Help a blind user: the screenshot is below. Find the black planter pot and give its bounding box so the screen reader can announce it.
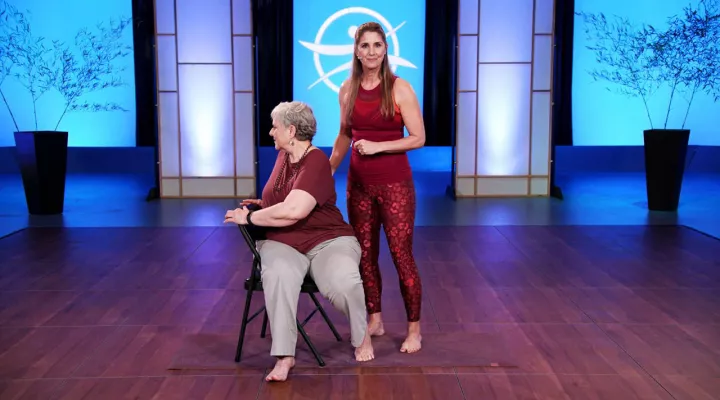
[643,129,690,212]
[13,131,69,215]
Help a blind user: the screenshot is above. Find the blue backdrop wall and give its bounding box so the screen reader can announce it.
[572,0,720,146]
[0,0,136,147]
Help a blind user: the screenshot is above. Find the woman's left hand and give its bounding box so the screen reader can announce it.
[354,139,381,156]
[224,207,250,225]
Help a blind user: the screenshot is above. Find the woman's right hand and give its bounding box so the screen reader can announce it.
[240,198,263,208]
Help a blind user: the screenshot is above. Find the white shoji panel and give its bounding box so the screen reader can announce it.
[531,92,551,175]
[456,92,477,176]
[236,178,255,197]
[459,0,479,34]
[235,93,255,177]
[182,178,235,196]
[156,36,177,91]
[458,36,478,91]
[476,177,528,196]
[532,35,553,91]
[155,0,176,34]
[530,177,549,195]
[476,63,531,176]
[176,0,232,63]
[478,0,534,63]
[456,177,475,196]
[161,178,180,197]
[178,64,234,177]
[159,92,179,176]
[232,0,252,35]
[233,36,253,92]
[534,0,555,34]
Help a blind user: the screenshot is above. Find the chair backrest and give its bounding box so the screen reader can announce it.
[237,224,263,261]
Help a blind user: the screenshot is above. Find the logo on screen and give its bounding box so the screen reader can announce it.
[298,7,417,93]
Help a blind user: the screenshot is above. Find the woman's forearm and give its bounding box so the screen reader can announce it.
[378,135,425,154]
[249,202,300,227]
[330,133,352,173]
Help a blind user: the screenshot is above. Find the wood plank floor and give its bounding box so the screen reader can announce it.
[0,225,719,399]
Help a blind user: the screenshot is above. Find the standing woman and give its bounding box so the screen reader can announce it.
[329,21,425,353]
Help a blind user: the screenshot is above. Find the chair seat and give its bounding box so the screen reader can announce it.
[244,275,320,293]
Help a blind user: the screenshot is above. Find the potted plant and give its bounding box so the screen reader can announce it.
[576,0,719,211]
[0,0,131,215]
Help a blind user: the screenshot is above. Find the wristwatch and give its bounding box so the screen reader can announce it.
[246,210,255,226]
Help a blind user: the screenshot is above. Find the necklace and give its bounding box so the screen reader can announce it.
[273,144,312,191]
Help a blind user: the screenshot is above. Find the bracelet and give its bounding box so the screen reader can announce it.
[246,210,254,226]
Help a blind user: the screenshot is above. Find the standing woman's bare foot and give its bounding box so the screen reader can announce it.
[265,356,295,382]
[400,322,422,353]
[354,330,375,362]
[367,313,385,336]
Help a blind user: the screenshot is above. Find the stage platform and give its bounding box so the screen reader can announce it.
[1,170,719,399]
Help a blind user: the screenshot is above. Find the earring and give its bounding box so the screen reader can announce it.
[290,139,294,146]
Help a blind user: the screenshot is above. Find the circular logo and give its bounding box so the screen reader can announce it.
[299,7,416,93]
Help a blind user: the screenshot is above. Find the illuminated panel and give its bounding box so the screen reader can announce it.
[532,35,553,91]
[534,0,554,34]
[233,0,252,35]
[233,37,253,92]
[159,92,179,177]
[155,0,176,34]
[530,177,549,196]
[235,93,255,177]
[458,0,479,34]
[456,92,477,176]
[476,64,531,176]
[458,36,478,91]
[178,64,235,177]
[182,178,235,196]
[531,92,551,175]
[476,178,528,196]
[161,179,180,197]
[456,177,475,197]
[156,36,177,91]
[237,178,256,197]
[478,0,533,63]
[176,0,232,63]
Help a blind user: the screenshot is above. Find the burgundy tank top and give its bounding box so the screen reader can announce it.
[347,76,412,185]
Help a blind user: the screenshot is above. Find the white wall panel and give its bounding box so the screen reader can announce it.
[456,92,477,176]
[458,36,478,91]
[156,36,177,91]
[233,36,253,92]
[179,64,234,177]
[235,93,255,177]
[532,35,553,91]
[476,64,531,176]
[459,0,479,34]
[531,92,551,175]
[478,0,534,63]
[159,92,179,177]
[176,0,232,63]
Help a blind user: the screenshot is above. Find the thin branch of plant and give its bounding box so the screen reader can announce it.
[0,0,132,132]
[576,0,720,130]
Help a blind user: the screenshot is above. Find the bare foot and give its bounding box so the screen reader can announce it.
[401,322,422,353]
[354,330,375,362]
[367,313,385,336]
[265,356,295,382]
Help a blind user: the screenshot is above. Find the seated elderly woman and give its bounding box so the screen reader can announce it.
[224,101,374,382]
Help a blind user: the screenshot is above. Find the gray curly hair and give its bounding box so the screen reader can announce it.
[270,101,317,142]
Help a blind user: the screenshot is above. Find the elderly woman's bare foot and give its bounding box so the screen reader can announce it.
[400,322,422,353]
[265,357,295,382]
[354,330,375,362]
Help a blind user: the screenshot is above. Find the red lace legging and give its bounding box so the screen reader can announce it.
[346,179,422,322]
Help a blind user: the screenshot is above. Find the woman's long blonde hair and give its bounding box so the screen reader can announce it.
[344,22,396,123]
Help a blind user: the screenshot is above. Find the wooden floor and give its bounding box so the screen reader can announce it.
[1,225,719,399]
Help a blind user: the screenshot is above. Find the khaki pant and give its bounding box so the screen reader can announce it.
[257,235,367,357]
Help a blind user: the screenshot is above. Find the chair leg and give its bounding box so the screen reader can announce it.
[297,319,326,367]
[308,292,342,342]
[234,289,254,362]
[260,310,268,338]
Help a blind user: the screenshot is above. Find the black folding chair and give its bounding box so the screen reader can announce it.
[234,221,343,367]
